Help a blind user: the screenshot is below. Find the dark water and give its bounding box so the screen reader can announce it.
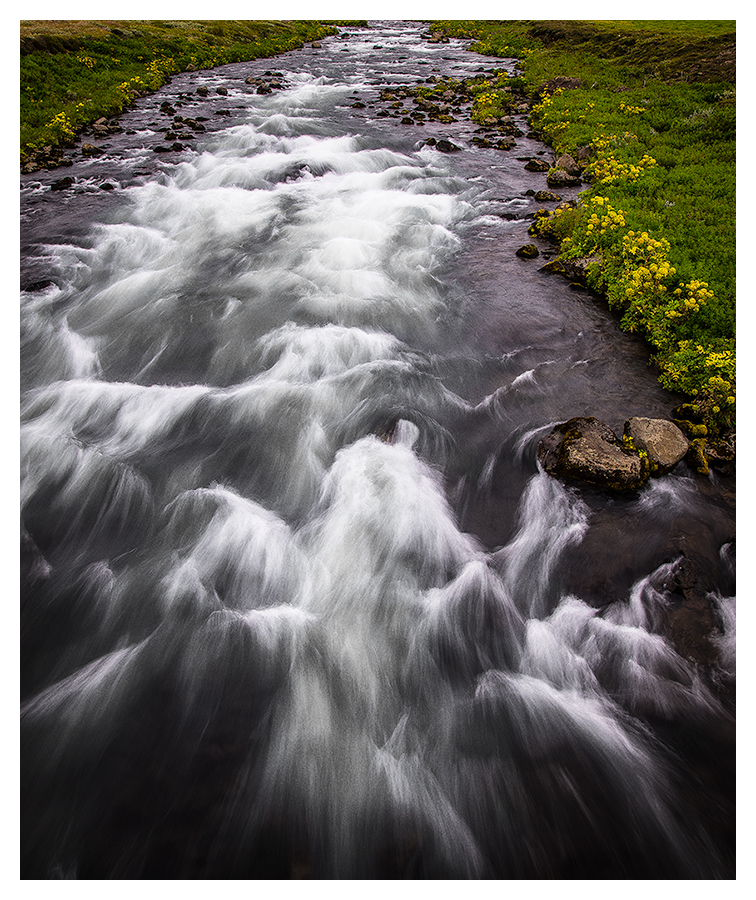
[20,22,735,879]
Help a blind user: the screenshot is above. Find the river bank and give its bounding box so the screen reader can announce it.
[20,19,364,165]
[431,20,735,450]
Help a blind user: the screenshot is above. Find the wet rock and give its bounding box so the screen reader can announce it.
[687,438,710,475]
[534,190,562,202]
[435,139,461,153]
[538,417,647,491]
[197,86,209,96]
[542,254,602,284]
[524,158,550,172]
[703,435,735,475]
[50,176,75,191]
[217,86,228,96]
[81,143,104,157]
[657,556,723,667]
[547,168,582,187]
[516,244,540,259]
[623,417,689,475]
[311,41,322,49]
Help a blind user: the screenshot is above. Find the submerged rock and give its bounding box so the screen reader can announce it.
[537,417,647,491]
[657,556,724,667]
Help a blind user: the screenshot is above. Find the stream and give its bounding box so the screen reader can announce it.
[20,21,735,879]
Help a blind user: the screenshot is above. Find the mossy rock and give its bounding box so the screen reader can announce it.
[537,416,648,492]
[686,438,710,475]
[516,244,540,259]
[623,417,689,476]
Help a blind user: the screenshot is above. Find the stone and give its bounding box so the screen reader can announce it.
[516,244,539,259]
[547,168,582,187]
[537,417,647,491]
[656,556,723,666]
[534,190,562,202]
[623,417,689,475]
[542,254,602,284]
[435,139,461,153]
[81,143,104,157]
[50,176,75,191]
[525,158,550,172]
[686,438,710,475]
[555,152,582,176]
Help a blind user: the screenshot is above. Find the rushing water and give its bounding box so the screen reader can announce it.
[20,23,735,879]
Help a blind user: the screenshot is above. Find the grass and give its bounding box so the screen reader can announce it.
[20,20,365,156]
[433,20,735,439]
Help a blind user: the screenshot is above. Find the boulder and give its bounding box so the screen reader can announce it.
[537,417,647,491]
[623,417,689,475]
[555,152,582,176]
[81,142,104,157]
[542,254,602,284]
[50,176,75,191]
[547,168,582,187]
[435,138,461,153]
[525,158,550,172]
[534,190,562,202]
[516,244,539,259]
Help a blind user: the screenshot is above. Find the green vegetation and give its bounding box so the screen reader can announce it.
[20,20,365,156]
[433,21,735,436]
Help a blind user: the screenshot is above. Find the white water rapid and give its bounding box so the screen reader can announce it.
[20,23,735,879]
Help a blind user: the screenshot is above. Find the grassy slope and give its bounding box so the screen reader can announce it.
[20,20,364,155]
[433,20,735,442]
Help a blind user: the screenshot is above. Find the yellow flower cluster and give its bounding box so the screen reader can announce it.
[145,55,176,90]
[45,111,75,139]
[589,152,656,184]
[584,195,626,239]
[530,86,564,119]
[76,54,96,68]
[116,75,146,105]
[658,339,735,426]
[619,100,645,115]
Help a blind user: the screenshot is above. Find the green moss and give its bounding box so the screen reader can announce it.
[687,438,710,475]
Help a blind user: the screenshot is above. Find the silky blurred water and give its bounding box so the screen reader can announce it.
[20,22,735,879]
